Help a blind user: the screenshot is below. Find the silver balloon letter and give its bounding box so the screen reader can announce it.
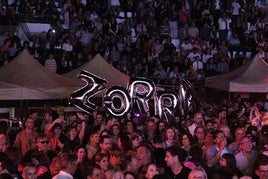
[156,91,178,124]
[69,70,107,115]
[128,77,155,116]
[103,86,131,118]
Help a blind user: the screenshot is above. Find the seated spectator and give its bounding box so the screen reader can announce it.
[153,64,167,84]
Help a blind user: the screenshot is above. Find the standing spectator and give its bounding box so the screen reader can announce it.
[136,143,153,177]
[14,117,38,156]
[187,21,199,40]
[193,126,206,147]
[22,134,56,178]
[168,3,178,39]
[228,127,245,154]
[44,53,57,73]
[21,163,37,179]
[205,130,231,168]
[235,136,258,176]
[74,145,89,179]
[52,153,77,179]
[99,135,112,154]
[93,152,110,172]
[231,0,241,28]
[144,163,159,179]
[58,51,72,74]
[187,112,205,136]
[165,145,191,178]
[188,166,208,179]
[218,153,243,178]
[162,127,178,149]
[218,13,232,42]
[253,155,268,179]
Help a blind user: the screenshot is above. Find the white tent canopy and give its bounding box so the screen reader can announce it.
[64,54,130,96]
[0,50,83,100]
[205,55,268,93]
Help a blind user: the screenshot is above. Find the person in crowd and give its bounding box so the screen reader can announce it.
[188,166,207,179]
[136,143,153,172]
[44,53,57,73]
[21,163,37,179]
[22,134,57,178]
[252,154,268,179]
[235,135,258,176]
[165,145,191,178]
[205,130,231,168]
[109,146,122,169]
[0,133,9,153]
[143,163,159,179]
[162,126,178,149]
[180,133,194,154]
[86,164,105,179]
[73,145,89,178]
[14,117,38,156]
[86,127,100,160]
[99,135,112,154]
[228,127,245,154]
[52,153,77,179]
[184,144,205,170]
[188,112,205,136]
[93,152,110,172]
[63,126,83,152]
[193,126,206,147]
[218,153,243,178]
[117,134,133,153]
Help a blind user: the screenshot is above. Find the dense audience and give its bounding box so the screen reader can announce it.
[0,95,267,179]
[0,0,268,179]
[0,0,267,88]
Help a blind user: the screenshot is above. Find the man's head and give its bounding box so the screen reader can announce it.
[22,164,37,179]
[58,153,77,175]
[193,112,204,126]
[136,143,152,167]
[94,111,104,126]
[165,146,187,167]
[24,117,35,130]
[255,155,268,179]
[86,164,104,179]
[239,136,253,154]
[36,134,50,152]
[99,135,112,153]
[234,127,245,141]
[146,120,156,135]
[213,130,227,148]
[29,111,38,121]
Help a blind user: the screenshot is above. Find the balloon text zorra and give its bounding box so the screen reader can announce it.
[69,70,200,122]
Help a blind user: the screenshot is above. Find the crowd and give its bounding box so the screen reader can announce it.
[0,0,268,179]
[0,0,267,87]
[0,94,268,179]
